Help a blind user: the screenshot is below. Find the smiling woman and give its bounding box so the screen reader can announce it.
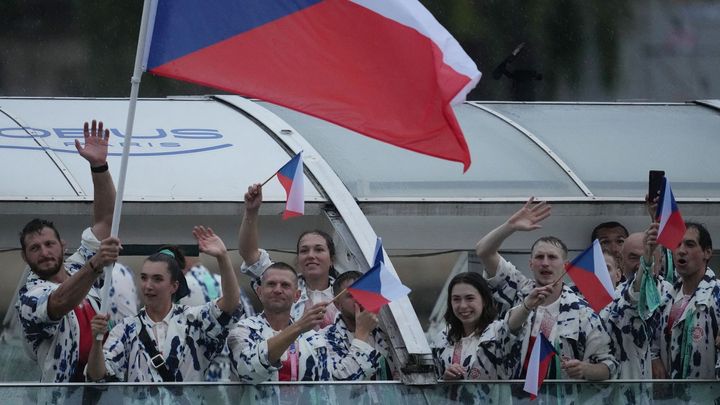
[432,272,519,381]
[239,183,339,329]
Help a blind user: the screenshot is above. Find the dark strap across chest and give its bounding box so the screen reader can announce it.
[137,315,177,382]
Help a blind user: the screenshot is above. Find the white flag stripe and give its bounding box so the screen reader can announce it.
[592,240,616,297]
[350,0,481,104]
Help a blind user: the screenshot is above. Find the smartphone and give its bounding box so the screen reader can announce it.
[648,170,665,201]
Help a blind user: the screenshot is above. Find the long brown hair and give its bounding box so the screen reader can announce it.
[444,272,497,344]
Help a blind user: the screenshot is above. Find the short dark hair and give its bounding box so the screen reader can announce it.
[531,236,568,259]
[685,222,713,252]
[262,262,299,284]
[20,219,61,252]
[444,272,497,345]
[296,230,340,279]
[333,270,363,295]
[591,221,629,242]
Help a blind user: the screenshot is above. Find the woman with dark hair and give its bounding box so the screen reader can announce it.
[86,226,244,382]
[433,272,533,380]
[239,183,338,328]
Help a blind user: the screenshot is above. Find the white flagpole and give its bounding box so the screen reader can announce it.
[97,0,156,339]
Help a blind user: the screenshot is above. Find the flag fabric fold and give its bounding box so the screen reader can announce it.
[523,332,557,400]
[565,239,614,313]
[655,177,686,251]
[347,238,411,313]
[275,151,304,219]
[143,0,480,170]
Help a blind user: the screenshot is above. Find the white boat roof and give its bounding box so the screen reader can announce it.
[1,96,720,252]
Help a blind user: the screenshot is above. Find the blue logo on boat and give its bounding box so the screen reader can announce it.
[0,127,232,156]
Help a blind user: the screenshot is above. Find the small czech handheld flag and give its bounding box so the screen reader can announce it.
[276,152,304,220]
[565,240,615,313]
[655,177,686,251]
[523,332,558,400]
[346,238,411,313]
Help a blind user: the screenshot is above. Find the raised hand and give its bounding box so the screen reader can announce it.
[75,120,110,167]
[193,226,227,258]
[90,313,111,337]
[295,302,328,333]
[523,285,555,310]
[507,197,551,232]
[89,237,122,270]
[645,194,659,220]
[354,303,379,343]
[244,183,263,212]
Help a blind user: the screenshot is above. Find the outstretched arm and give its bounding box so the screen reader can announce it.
[238,184,262,266]
[193,226,240,315]
[76,120,116,240]
[267,303,327,364]
[475,197,551,278]
[508,285,555,333]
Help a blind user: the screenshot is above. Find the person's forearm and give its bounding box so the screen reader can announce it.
[90,169,116,240]
[47,261,100,320]
[475,222,515,277]
[508,303,531,333]
[86,341,107,381]
[238,208,260,264]
[652,358,668,378]
[584,363,610,381]
[266,323,301,364]
[217,253,241,314]
[632,261,646,293]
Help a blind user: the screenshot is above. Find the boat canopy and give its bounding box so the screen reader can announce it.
[1,96,719,383]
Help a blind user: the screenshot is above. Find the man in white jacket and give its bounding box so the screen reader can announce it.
[475,197,616,381]
[228,262,330,382]
[16,120,120,382]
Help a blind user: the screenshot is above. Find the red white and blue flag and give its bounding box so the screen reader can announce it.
[565,239,614,313]
[347,238,411,313]
[142,0,480,170]
[276,152,304,219]
[655,177,686,251]
[523,331,557,400]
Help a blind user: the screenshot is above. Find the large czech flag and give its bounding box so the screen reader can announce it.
[143,0,480,170]
[565,240,614,313]
[655,177,686,251]
[347,238,411,313]
[276,151,304,219]
[523,332,557,400]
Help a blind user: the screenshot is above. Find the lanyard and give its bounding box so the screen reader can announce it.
[451,339,463,365]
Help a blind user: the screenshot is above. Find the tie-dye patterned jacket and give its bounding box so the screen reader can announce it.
[600,266,673,379]
[98,301,243,382]
[16,228,104,382]
[654,268,720,379]
[433,318,522,380]
[227,313,330,382]
[323,313,395,380]
[485,256,618,379]
[179,264,255,382]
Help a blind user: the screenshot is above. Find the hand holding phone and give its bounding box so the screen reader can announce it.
[647,170,665,203]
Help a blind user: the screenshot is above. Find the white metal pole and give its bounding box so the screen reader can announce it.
[97,0,155,337]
